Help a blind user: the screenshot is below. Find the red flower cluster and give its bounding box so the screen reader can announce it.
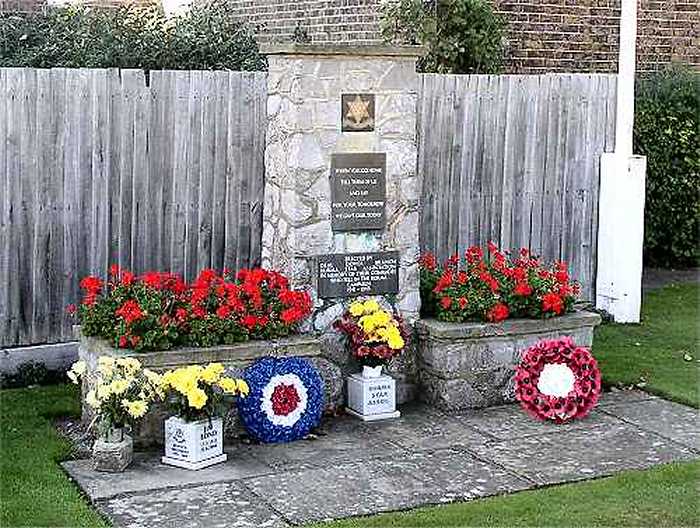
[270,383,301,416]
[419,243,580,323]
[185,267,312,342]
[75,266,312,352]
[515,337,601,423]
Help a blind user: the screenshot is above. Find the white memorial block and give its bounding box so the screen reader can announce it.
[346,374,400,421]
[162,416,227,470]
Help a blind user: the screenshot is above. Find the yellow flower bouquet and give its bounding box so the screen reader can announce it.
[67,356,162,440]
[333,298,411,369]
[160,362,249,422]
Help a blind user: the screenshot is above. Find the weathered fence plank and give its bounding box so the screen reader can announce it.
[418,73,617,301]
[1,68,267,347]
[2,68,614,347]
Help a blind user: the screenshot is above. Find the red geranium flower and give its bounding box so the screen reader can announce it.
[433,271,454,293]
[216,305,231,319]
[542,292,564,314]
[487,303,509,322]
[241,314,257,330]
[440,296,452,309]
[419,252,437,272]
[514,282,533,296]
[115,300,144,324]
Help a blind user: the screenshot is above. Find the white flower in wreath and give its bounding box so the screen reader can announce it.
[537,363,576,398]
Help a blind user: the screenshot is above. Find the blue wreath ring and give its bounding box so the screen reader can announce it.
[237,357,325,443]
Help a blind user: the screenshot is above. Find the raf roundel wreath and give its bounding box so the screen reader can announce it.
[515,336,601,423]
[238,357,325,443]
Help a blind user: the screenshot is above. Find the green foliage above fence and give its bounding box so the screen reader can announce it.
[380,0,505,74]
[634,65,700,267]
[0,1,265,71]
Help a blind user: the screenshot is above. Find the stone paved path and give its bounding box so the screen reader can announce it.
[62,390,699,527]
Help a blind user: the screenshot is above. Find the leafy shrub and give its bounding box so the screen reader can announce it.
[419,243,580,322]
[634,65,700,267]
[75,266,312,352]
[381,0,506,74]
[0,361,54,389]
[0,1,265,71]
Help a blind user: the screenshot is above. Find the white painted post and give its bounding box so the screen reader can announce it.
[595,0,647,323]
[162,0,193,16]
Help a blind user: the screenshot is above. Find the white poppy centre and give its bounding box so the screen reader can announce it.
[537,363,575,397]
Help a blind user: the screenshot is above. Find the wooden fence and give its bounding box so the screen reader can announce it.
[418,74,617,301]
[1,69,616,348]
[0,68,266,347]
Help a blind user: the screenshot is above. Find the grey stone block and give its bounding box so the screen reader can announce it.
[97,482,286,528]
[92,435,133,473]
[416,311,602,411]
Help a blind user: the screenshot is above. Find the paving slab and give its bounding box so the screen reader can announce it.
[63,448,273,500]
[449,405,619,441]
[595,389,658,407]
[244,458,444,524]
[61,393,700,528]
[469,420,698,485]
[600,398,700,451]
[389,448,532,500]
[96,482,286,528]
[363,405,494,450]
[246,416,407,471]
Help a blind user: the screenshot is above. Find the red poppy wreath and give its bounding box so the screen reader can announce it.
[515,336,601,423]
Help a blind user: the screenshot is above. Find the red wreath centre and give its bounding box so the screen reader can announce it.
[271,383,301,416]
[515,336,601,423]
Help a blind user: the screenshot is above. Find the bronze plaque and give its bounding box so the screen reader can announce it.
[341,93,375,132]
[318,251,399,298]
[330,152,386,232]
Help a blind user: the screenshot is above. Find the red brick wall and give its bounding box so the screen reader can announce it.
[0,0,153,11]
[226,0,382,43]
[495,0,700,73]
[3,0,698,73]
[226,0,700,73]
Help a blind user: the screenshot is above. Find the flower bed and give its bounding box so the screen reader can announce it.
[73,266,312,351]
[415,311,601,411]
[419,243,580,322]
[73,265,344,445]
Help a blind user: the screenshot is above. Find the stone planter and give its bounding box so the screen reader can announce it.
[92,429,133,472]
[162,416,226,470]
[75,327,343,446]
[415,311,602,411]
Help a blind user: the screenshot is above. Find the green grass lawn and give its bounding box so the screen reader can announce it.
[1,283,698,527]
[0,383,108,528]
[595,282,699,407]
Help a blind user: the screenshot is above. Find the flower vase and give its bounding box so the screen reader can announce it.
[362,365,383,378]
[92,427,133,473]
[162,416,227,470]
[347,367,400,422]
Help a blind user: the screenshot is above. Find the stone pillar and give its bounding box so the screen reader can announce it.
[262,44,424,324]
[262,44,424,401]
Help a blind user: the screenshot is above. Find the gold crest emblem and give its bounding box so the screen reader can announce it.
[341,93,375,132]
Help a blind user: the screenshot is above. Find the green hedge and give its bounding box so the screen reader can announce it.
[0,1,265,71]
[380,0,505,74]
[635,65,700,268]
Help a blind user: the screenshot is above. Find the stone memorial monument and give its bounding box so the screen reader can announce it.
[261,44,425,402]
